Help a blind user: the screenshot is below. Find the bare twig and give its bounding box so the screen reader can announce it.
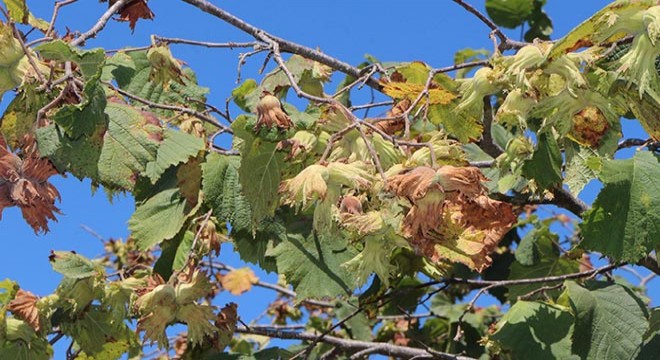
[46,0,79,37]
[617,138,660,152]
[11,23,46,84]
[450,0,526,51]
[236,326,476,360]
[180,0,381,90]
[477,96,503,158]
[71,0,131,46]
[154,35,264,49]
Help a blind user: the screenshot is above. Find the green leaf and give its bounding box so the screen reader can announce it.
[202,153,252,232]
[49,251,98,279]
[172,231,195,272]
[336,298,372,341]
[36,41,105,80]
[564,142,599,197]
[36,122,104,181]
[144,129,204,183]
[507,235,579,301]
[266,228,357,299]
[580,152,660,262]
[564,281,648,360]
[97,101,162,190]
[238,137,287,226]
[522,132,562,189]
[525,7,553,42]
[0,319,52,360]
[2,0,50,31]
[490,301,576,359]
[232,79,259,112]
[61,306,135,357]
[51,79,108,138]
[128,188,192,250]
[427,104,483,142]
[205,347,294,360]
[1,87,50,149]
[485,0,535,29]
[108,50,209,117]
[515,224,556,266]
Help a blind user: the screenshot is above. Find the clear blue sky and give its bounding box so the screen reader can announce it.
[1,0,656,354]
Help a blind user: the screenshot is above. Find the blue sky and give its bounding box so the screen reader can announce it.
[1,0,657,355]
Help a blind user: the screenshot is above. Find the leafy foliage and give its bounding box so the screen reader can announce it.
[0,0,658,359]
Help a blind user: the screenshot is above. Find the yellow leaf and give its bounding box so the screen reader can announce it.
[382,82,456,105]
[221,268,258,295]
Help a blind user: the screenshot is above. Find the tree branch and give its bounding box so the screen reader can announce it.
[71,0,131,46]
[236,326,477,360]
[450,0,526,51]
[180,0,381,90]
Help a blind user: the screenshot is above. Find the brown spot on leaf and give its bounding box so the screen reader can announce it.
[570,106,609,148]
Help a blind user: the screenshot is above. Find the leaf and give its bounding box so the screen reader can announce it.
[427,104,483,142]
[36,41,105,80]
[128,188,192,250]
[563,281,648,360]
[49,251,97,279]
[171,230,195,273]
[0,318,52,360]
[580,152,660,262]
[114,0,154,31]
[220,268,259,295]
[97,101,162,190]
[490,301,576,360]
[144,129,204,183]
[7,290,40,332]
[238,137,287,226]
[51,79,108,138]
[61,306,135,356]
[1,87,51,149]
[0,135,60,233]
[335,298,372,340]
[381,82,456,105]
[522,132,562,189]
[507,235,579,301]
[266,228,358,299]
[485,0,535,29]
[2,0,50,31]
[525,6,553,42]
[108,50,209,118]
[564,142,599,197]
[202,153,252,232]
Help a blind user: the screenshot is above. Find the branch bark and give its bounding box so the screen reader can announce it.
[180,0,380,89]
[236,326,477,360]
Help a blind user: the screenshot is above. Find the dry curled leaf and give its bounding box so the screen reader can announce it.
[0,135,60,233]
[7,289,40,331]
[388,165,515,271]
[113,0,154,32]
[374,98,411,135]
[254,90,293,132]
[220,268,258,295]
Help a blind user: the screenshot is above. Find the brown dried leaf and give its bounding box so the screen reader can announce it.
[215,302,237,349]
[114,0,154,32]
[255,91,293,132]
[388,166,516,271]
[7,289,40,331]
[220,268,258,295]
[0,135,60,233]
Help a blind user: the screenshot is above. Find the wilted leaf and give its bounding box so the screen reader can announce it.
[7,290,40,331]
[0,135,60,233]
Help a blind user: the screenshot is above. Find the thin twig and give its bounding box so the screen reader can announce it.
[450,0,526,51]
[154,35,264,49]
[11,23,46,84]
[46,0,79,37]
[71,0,131,46]
[180,0,381,90]
[236,326,475,360]
[104,81,232,133]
